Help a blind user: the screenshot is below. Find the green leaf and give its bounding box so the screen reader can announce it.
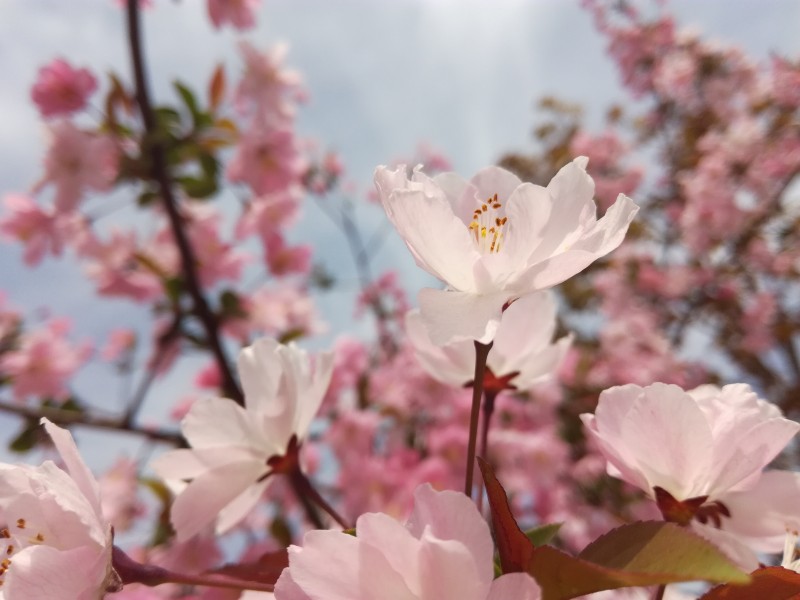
[530,522,750,600]
[525,523,562,547]
[700,567,800,599]
[9,420,41,453]
[176,175,217,199]
[174,81,200,120]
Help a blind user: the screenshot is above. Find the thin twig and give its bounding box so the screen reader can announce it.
[0,400,182,445]
[125,0,243,405]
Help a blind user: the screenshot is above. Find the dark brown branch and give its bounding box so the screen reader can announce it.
[125,0,243,405]
[0,400,182,445]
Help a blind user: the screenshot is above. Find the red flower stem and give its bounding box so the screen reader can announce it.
[112,545,274,593]
[464,341,493,498]
[289,467,351,530]
[476,388,499,512]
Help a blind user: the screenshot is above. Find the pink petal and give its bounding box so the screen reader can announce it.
[406,484,494,590]
[181,397,265,451]
[5,544,108,600]
[487,572,542,600]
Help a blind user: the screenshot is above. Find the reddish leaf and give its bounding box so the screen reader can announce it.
[206,549,289,585]
[208,63,226,112]
[700,567,800,600]
[531,522,748,600]
[478,457,533,573]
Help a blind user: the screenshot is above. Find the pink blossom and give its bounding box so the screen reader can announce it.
[37,122,118,213]
[30,58,97,118]
[183,205,250,287]
[374,158,638,344]
[81,229,169,301]
[0,194,81,266]
[152,339,334,541]
[0,419,120,598]
[98,457,145,533]
[0,317,91,402]
[100,328,137,362]
[274,484,540,600]
[235,41,302,121]
[228,285,326,340]
[235,192,301,242]
[581,383,799,503]
[406,291,571,391]
[227,124,305,195]
[207,0,260,31]
[265,234,312,277]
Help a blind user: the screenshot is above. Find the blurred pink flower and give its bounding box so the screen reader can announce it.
[274,484,540,600]
[30,58,97,118]
[227,124,305,195]
[37,122,118,213]
[581,383,799,503]
[235,41,302,121]
[374,158,638,345]
[265,233,312,277]
[207,0,260,31]
[100,328,137,362]
[99,457,145,533]
[0,317,91,402]
[152,338,333,541]
[0,194,75,265]
[0,419,120,598]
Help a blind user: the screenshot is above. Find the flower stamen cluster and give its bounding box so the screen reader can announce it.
[468,193,507,254]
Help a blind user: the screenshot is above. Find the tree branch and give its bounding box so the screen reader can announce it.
[125,0,243,405]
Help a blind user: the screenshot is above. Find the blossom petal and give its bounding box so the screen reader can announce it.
[405,309,474,386]
[289,530,416,600]
[406,484,494,589]
[487,572,542,600]
[418,288,509,345]
[619,383,714,498]
[216,478,271,535]
[238,337,284,415]
[419,536,488,600]
[384,188,479,291]
[171,459,265,541]
[40,418,102,516]
[181,397,267,452]
[356,512,422,596]
[718,470,800,552]
[5,544,108,600]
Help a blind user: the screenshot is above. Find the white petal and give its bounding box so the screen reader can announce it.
[181,397,266,452]
[418,288,509,345]
[238,338,284,415]
[405,309,474,387]
[384,189,479,291]
[40,419,102,517]
[171,459,265,541]
[216,478,271,535]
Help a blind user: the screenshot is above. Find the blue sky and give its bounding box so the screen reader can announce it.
[1,0,799,473]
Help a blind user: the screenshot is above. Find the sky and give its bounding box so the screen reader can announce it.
[1,0,799,473]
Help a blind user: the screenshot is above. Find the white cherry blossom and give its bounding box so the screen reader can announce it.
[0,419,120,599]
[406,291,571,391]
[152,338,333,541]
[374,157,638,344]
